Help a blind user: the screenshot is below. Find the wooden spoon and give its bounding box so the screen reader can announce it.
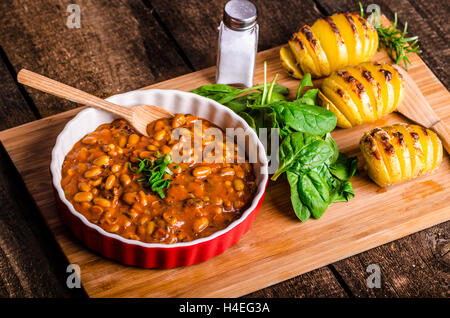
[393,65,450,155]
[17,69,173,136]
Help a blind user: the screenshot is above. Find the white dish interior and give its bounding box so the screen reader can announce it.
[50,89,268,248]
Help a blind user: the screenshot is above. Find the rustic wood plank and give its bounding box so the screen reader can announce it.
[149,0,324,70]
[328,222,450,297]
[311,0,450,297]
[0,55,85,297]
[244,267,349,298]
[0,0,191,117]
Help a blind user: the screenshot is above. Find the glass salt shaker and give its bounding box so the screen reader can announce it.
[216,0,258,88]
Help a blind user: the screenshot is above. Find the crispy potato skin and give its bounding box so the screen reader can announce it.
[280,13,378,79]
[319,61,404,128]
[360,124,443,187]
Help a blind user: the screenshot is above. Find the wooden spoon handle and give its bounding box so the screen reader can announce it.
[430,120,450,155]
[17,69,133,120]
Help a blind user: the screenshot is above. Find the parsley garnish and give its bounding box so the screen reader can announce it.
[129,153,173,199]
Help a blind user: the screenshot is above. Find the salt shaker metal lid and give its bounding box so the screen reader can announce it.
[223,0,258,31]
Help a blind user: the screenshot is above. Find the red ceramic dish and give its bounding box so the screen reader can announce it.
[50,89,269,268]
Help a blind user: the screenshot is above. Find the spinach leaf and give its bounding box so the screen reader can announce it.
[295,73,313,100]
[324,133,339,165]
[297,88,319,106]
[330,180,355,203]
[298,170,330,219]
[272,132,335,180]
[286,171,311,222]
[270,101,337,136]
[329,153,358,181]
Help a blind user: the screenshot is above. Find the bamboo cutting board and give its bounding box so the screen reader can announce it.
[0,42,449,297]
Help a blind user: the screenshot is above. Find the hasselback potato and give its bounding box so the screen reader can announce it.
[360,124,443,187]
[280,13,378,79]
[319,61,404,128]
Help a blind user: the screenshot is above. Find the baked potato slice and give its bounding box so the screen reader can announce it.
[280,13,378,79]
[360,124,443,187]
[318,90,352,128]
[331,13,363,64]
[321,78,364,126]
[381,63,405,113]
[344,65,383,119]
[311,17,349,72]
[395,124,424,178]
[330,68,374,123]
[359,62,395,116]
[288,33,320,77]
[280,46,303,79]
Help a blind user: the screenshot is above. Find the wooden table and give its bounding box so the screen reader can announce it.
[0,0,448,298]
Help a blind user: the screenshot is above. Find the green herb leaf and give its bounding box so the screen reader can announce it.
[359,3,422,70]
[295,73,313,100]
[269,101,337,136]
[128,154,173,199]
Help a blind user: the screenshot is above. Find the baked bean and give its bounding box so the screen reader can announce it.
[89,178,102,187]
[84,167,102,178]
[120,174,131,186]
[146,144,158,151]
[118,135,127,148]
[122,192,137,205]
[93,197,111,208]
[233,179,245,191]
[154,129,166,141]
[161,145,171,155]
[163,212,178,226]
[193,217,209,233]
[81,136,97,145]
[147,221,155,235]
[234,200,244,209]
[154,120,166,131]
[93,155,110,167]
[192,166,211,178]
[110,164,121,173]
[185,115,198,125]
[78,182,91,192]
[139,151,153,159]
[104,175,116,190]
[73,192,93,202]
[110,224,120,233]
[220,167,235,176]
[138,191,148,207]
[127,134,140,147]
[172,114,186,128]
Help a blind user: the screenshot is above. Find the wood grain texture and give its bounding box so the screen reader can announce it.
[0,57,84,298]
[0,0,190,117]
[149,0,323,70]
[244,267,349,298]
[0,44,448,298]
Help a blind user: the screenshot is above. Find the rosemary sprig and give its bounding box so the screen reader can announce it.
[359,2,422,70]
[129,153,173,199]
